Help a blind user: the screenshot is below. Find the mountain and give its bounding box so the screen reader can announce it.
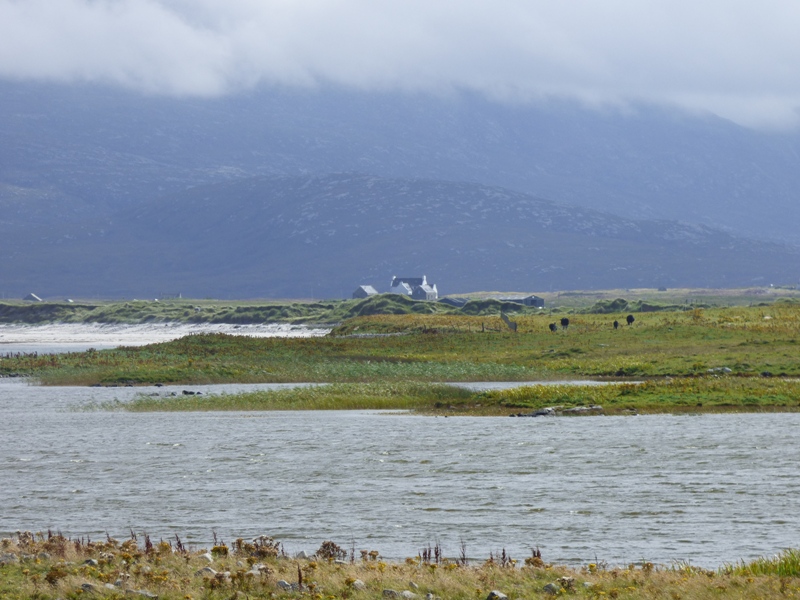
[3,175,797,299]
[2,81,800,247]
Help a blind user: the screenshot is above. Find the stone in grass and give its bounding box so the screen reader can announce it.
[84,559,99,566]
[486,591,508,600]
[126,590,158,599]
[543,582,560,595]
[277,580,299,591]
[351,579,367,591]
[195,567,217,577]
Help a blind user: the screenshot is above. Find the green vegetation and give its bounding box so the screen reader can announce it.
[3,286,799,325]
[0,295,541,325]
[2,530,800,600]
[2,302,800,415]
[110,377,800,415]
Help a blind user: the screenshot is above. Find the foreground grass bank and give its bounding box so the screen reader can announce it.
[2,531,800,600]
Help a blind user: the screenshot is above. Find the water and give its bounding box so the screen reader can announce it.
[2,379,798,568]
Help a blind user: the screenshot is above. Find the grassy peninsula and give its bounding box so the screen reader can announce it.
[3,530,800,600]
[3,299,800,415]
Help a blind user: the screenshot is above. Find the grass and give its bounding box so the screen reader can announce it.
[3,285,800,326]
[106,377,800,415]
[2,530,800,600]
[3,303,800,414]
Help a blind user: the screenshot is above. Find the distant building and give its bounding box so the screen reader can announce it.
[412,283,438,301]
[23,293,42,302]
[499,295,545,308]
[352,285,379,299]
[390,275,438,300]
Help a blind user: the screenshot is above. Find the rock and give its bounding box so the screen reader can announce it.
[383,590,401,598]
[351,579,367,591]
[560,405,603,415]
[296,550,309,559]
[126,590,158,599]
[105,583,117,590]
[335,559,348,565]
[0,553,18,564]
[195,567,217,577]
[425,594,440,600]
[200,552,213,562]
[38,552,51,560]
[409,582,419,589]
[401,592,418,599]
[486,591,508,600]
[277,580,298,591]
[84,559,99,566]
[543,583,560,595]
[81,583,98,592]
[707,367,733,374]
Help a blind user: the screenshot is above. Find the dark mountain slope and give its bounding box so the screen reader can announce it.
[2,82,800,245]
[3,175,795,299]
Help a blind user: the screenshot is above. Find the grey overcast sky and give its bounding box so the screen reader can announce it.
[1,0,799,129]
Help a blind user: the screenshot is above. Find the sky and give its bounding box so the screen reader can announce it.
[1,0,799,130]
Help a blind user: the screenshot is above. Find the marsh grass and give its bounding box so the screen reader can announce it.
[106,377,800,415]
[117,382,476,412]
[2,530,799,600]
[4,304,800,414]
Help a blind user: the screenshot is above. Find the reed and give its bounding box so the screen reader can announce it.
[1,530,798,599]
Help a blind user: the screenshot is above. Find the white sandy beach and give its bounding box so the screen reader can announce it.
[0,322,330,354]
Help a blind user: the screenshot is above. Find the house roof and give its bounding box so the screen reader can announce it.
[391,275,426,287]
[357,285,378,294]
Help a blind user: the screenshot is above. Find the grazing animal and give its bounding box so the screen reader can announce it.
[560,317,570,330]
[549,323,558,332]
[613,320,619,329]
[626,314,635,326]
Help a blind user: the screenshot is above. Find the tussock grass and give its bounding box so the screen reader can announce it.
[103,377,800,415]
[117,382,475,412]
[1,530,799,600]
[4,304,800,414]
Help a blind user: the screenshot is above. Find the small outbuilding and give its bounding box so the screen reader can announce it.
[352,285,379,299]
[23,293,42,302]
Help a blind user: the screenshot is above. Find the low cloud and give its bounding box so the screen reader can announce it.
[2,0,800,129]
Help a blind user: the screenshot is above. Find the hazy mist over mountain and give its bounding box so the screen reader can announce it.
[2,2,799,298]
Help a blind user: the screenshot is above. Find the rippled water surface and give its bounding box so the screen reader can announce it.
[2,379,799,567]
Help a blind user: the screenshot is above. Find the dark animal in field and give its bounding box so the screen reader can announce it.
[626,314,635,326]
[560,317,570,330]
[613,320,619,329]
[549,323,558,332]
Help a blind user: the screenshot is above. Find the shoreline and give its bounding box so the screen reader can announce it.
[1,530,797,600]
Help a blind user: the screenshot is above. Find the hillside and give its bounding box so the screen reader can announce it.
[2,81,800,246]
[2,175,797,299]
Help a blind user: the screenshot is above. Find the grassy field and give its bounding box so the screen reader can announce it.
[2,303,800,414]
[2,286,799,325]
[2,531,800,600]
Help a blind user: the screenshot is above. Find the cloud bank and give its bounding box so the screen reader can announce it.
[1,0,799,129]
